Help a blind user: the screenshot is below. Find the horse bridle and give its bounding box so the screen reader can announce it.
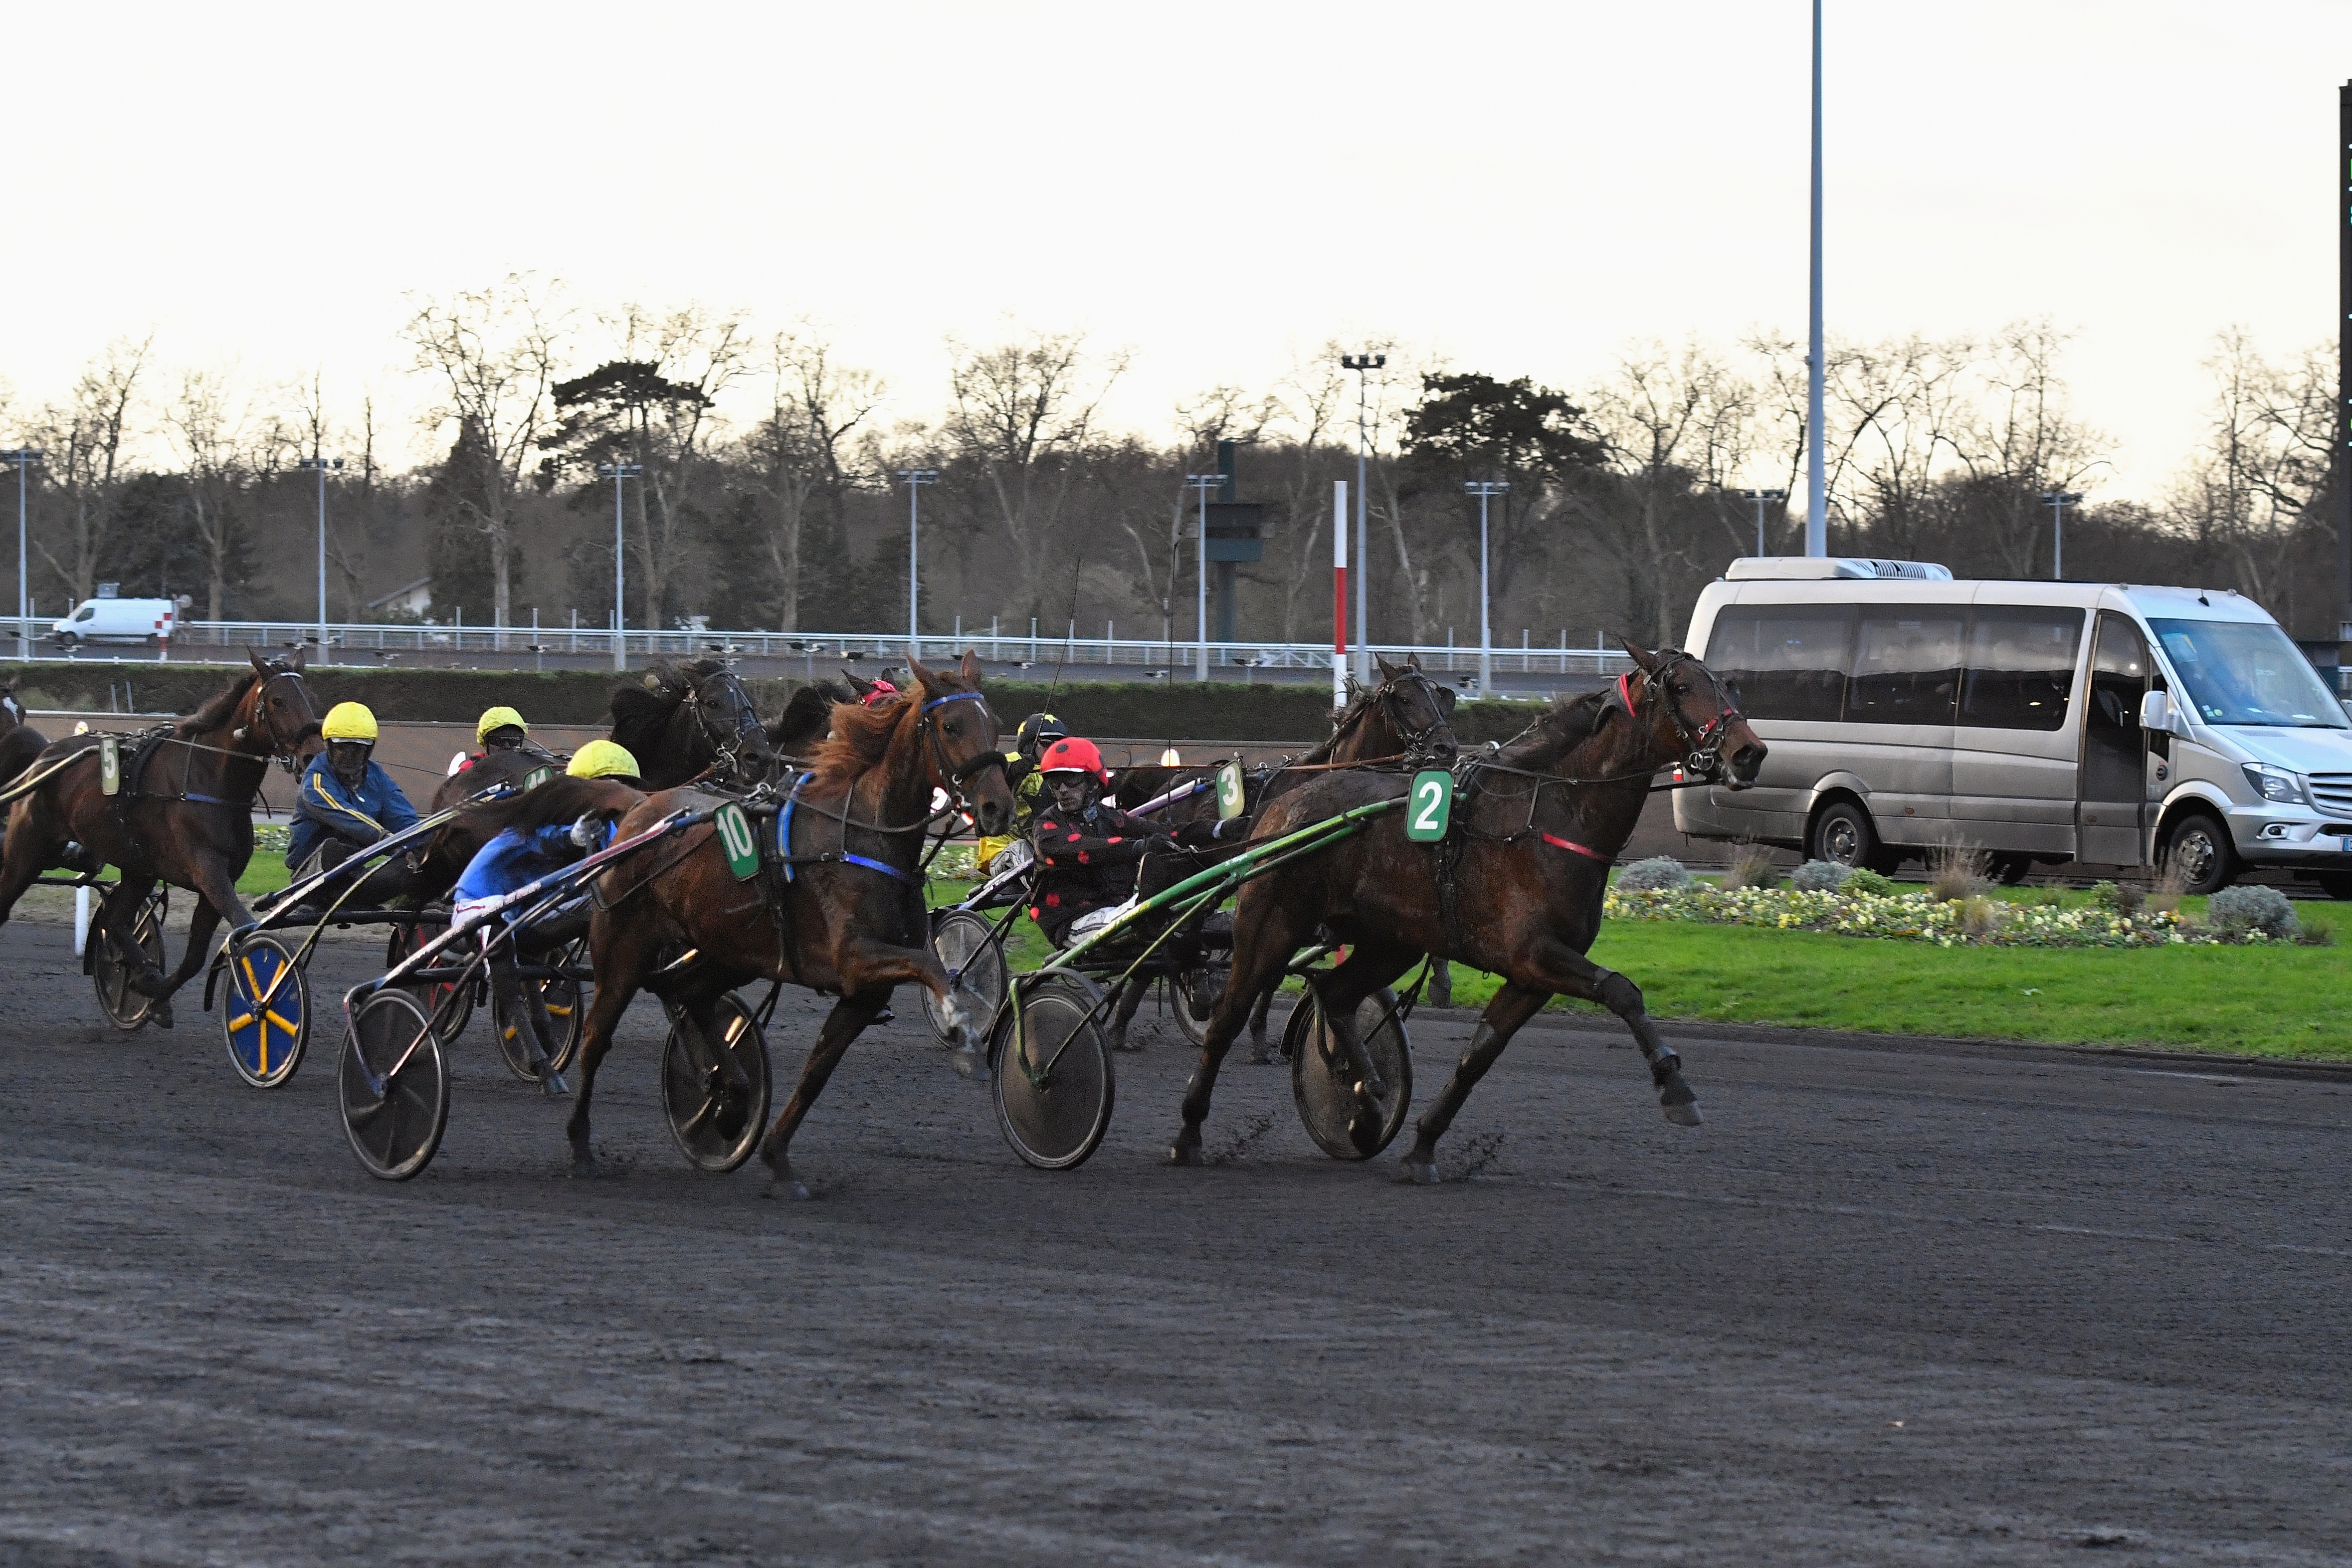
[241,665,316,773]
[1615,650,1746,785]
[1337,666,1454,764]
[917,691,1010,808]
[684,668,770,781]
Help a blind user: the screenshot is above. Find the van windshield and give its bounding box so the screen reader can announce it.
[2149,618,2347,729]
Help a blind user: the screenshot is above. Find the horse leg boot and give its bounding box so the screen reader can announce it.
[1533,944,1702,1127]
[1107,977,1149,1053]
[1242,982,1279,1065]
[759,990,889,1201]
[490,950,568,1096]
[1400,982,1550,1184]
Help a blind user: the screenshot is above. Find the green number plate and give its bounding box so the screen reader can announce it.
[522,766,555,791]
[1406,769,1452,842]
[99,736,120,796]
[1215,760,1246,820]
[714,801,760,881]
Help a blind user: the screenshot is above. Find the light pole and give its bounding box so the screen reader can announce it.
[2040,490,2083,580]
[1464,481,1508,694]
[2,448,45,660]
[1185,473,1221,681]
[899,468,936,661]
[1744,487,1788,556]
[1805,0,1827,557]
[1342,352,1385,680]
[297,457,342,660]
[597,462,641,671]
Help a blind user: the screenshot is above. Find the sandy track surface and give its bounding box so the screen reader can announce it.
[0,919,2345,1566]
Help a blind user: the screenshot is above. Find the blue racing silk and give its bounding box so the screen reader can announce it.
[452,819,616,906]
[286,755,420,868]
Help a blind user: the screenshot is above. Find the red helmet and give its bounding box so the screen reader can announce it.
[1037,736,1108,782]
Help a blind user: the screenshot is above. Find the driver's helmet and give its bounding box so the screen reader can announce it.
[566,739,641,783]
[1016,712,1068,760]
[321,702,378,744]
[1037,735,1109,785]
[476,705,529,748]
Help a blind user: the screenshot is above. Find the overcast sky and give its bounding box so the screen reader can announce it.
[2,0,2346,499]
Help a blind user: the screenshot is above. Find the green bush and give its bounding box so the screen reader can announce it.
[1842,867,1896,897]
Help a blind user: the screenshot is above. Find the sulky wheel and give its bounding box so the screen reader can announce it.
[221,934,311,1088]
[491,936,590,1083]
[659,992,774,1173]
[338,990,451,1181]
[926,910,1006,1045]
[387,918,474,1044]
[91,888,169,1032]
[1287,984,1413,1161]
[990,971,1115,1171]
[1167,962,1226,1048]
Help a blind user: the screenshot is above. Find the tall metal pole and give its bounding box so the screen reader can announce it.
[598,462,640,672]
[1343,353,1384,680]
[899,468,936,661]
[2339,81,2352,648]
[298,456,342,661]
[1805,0,1828,557]
[1332,478,1349,710]
[1744,487,1787,557]
[2041,490,2083,580]
[1186,473,1219,681]
[1465,481,1507,694]
[2,449,44,661]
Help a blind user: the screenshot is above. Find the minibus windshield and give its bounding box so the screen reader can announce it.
[2149,618,2347,729]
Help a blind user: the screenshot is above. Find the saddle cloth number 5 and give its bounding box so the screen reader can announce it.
[1406,769,1451,842]
[714,801,760,881]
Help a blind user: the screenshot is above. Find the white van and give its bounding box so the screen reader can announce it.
[1675,558,2352,897]
[51,597,177,648]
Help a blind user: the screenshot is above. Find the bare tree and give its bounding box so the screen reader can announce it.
[167,367,282,620]
[947,328,1127,618]
[1121,384,1272,646]
[30,336,152,605]
[743,329,884,631]
[2165,330,2331,610]
[402,275,564,627]
[1947,322,2107,576]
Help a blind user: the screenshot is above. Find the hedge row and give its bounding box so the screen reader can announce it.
[0,661,1578,745]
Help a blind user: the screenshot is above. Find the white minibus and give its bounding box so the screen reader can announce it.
[1674,558,2352,897]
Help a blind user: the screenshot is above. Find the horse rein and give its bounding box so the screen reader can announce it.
[683,668,769,782]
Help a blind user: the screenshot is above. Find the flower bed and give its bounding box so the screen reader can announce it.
[1604,881,2284,949]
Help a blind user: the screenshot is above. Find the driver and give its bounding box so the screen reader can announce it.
[1025,735,1238,947]
[977,711,1066,870]
[447,704,556,785]
[286,701,421,886]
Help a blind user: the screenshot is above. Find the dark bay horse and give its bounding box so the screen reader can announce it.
[763,675,862,759]
[567,652,1014,1197]
[0,682,50,792]
[609,657,780,790]
[1169,643,1765,1181]
[0,651,321,1027]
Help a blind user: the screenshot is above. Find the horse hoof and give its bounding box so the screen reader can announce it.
[1398,1157,1441,1185]
[762,1176,812,1201]
[569,1154,597,1179]
[147,1001,174,1030]
[947,1048,988,1082]
[1662,1101,1704,1128]
[1167,1140,1204,1167]
[541,1071,572,1099]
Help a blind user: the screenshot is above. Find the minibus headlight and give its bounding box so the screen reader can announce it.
[2241,763,2307,806]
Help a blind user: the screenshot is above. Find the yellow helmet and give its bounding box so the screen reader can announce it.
[321,702,378,742]
[476,705,528,743]
[566,739,641,781]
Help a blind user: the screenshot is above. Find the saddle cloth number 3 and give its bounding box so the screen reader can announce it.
[1406,769,1451,842]
[714,802,760,880]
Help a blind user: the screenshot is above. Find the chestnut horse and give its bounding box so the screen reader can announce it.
[1169,643,1765,1181]
[0,651,322,1027]
[568,652,1014,1196]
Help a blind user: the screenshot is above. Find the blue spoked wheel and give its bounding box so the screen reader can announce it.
[221,935,311,1089]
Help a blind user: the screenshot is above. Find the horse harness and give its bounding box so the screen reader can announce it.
[108,665,313,860]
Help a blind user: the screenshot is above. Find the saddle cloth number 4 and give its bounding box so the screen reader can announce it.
[1406,769,1451,842]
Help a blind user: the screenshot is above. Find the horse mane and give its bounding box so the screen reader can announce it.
[179,668,267,734]
[1294,682,1379,766]
[1494,687,1613,769]
[451,775,642,841]
[806,695,908,791]
[769,678,855,751]
[607,656,727,753]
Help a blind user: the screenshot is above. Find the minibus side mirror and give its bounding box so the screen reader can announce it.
[2140,689,2187,737]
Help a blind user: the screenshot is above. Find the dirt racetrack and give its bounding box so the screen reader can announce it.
[1,915,2347,1566]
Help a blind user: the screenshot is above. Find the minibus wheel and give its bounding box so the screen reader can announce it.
[2160,810,2235,897]
[1810,798,1893,874]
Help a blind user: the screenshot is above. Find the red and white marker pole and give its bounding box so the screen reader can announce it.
[1332,478,1349,710]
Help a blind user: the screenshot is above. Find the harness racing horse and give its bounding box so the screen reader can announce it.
[1168,642,1765,1181]
[0,651,322,1028]
[608,657,781,790]
[568,652,1014,1197]
[763,675,862,760]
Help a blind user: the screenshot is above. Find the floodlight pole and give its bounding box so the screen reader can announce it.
[2,448,45,660]
[1186,473,1221,682]
[2040,490,2083,580]
[899,468,936,661]
[1744,487,1788,557]
[297,457,342,662]
[1342,353,1385,681]
[1464,481,1508,693]
[597,462,641,671]
[1805,0,1827,557]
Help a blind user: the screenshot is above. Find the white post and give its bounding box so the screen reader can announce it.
[1332,478,1349,710]
[74,886,90,957]
[1805,0,1827,556]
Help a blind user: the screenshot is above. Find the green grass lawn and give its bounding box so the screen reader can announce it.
[931,874,2352,1060]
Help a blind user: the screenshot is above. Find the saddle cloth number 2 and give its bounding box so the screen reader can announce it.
[1406,770,1451,842]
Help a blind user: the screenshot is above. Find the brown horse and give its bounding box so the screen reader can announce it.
[0,681,50,793]
[0,651,322,1027]
[568,652,1014,1196]
[1168,643,1765,1181]
[763,675,864,759]
[608,657,781,790]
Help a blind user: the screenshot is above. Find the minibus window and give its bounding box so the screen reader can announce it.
[2148,618,2349,728]
[72,604,95,622]
[1848,610,1963,724]
[1960,607,2084,731]
[1702,606,1853,721]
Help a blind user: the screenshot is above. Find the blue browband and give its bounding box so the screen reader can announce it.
[922,691,987,713]
[777,771,922,887]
